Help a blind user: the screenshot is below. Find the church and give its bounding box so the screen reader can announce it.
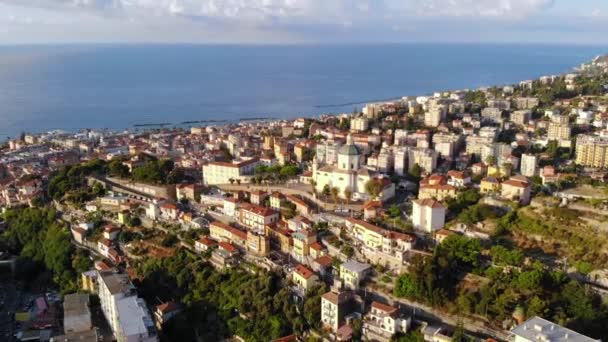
[312,134,395,202]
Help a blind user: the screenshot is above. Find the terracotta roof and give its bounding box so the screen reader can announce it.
[314,255,333,267]
[309,241,324,251]
[197,237,217,246]
[218,241,238,253]
[435,229,456,237]
[104,225,120,233]
[241,203,277,217]
[413,198,445,209]
[157,301,181,315]
[345,217,385,235]
[294,264,316,280]
[363,201,382,210]
[271,335,297,342]
[98,238,112,247]
[208,157,259,169]
[371,301,399,316]
[502,179,529,188]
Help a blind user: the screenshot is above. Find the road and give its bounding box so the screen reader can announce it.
[216,183,364,211]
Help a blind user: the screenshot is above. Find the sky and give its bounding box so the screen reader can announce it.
[0,0,607,45]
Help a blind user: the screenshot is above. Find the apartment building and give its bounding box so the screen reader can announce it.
[238,203,279,233]
[209,221,247,247]
[202,158,259,185]
[575,134,608,168]
[97,271,157,342]
[412,199,446,233]
[520,154,538,177]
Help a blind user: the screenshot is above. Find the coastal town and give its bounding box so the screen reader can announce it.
[0,55,608,342]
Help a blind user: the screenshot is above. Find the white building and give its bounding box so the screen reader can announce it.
[412,199,446,233]
[97,271,157,342]
[63,294,92,333]
[510,316,600,342]
[394,147,408,176]
[202,158,259,185]
[351,117,369,132]
[363,302,411,342]
[520,154,538,177]
[313,134,394,201]
[408,148,438,174]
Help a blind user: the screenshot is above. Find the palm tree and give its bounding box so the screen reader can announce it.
[229,178,235,185]
[330,187,339,204]
[236,179,241,185]
[343,187,352,204]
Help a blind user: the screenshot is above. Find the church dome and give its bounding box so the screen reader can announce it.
[339,144,360,156]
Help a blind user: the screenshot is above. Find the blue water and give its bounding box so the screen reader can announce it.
[0,44,605,141]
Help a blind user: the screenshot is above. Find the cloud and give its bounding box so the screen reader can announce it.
[0,0,556,21]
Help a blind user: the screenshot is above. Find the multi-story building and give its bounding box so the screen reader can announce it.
[510,316,600,342]
[246,232,270,256]
[481,107,502,122]
[209,221,247,247]
[548,121,571,143]
[513,97,539,109]
[363,302,411,342]
[465,135,495,156]
[97,271,157,342]
[291,264,318,292]
[344,218,416,268]
[412,199,446,233]
[63,294,92,333]
[321,291,357,333]
[418,174,457,201]
[510,110,531,126]
[238,203,279,233]
[351,117,369,132]
[575,134,608,168]
[394,147,408,176]
[501,176,532,205]
[202,158,259,185]
[292,229,317,262]
[339,260,372,290]
[408,148,438,174]
[520,154,537,177]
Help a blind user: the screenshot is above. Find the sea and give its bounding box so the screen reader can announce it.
[0,43,606,141]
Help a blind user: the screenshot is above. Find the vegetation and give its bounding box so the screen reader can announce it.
[393,231,608,339]
[134,250,323,341]
[47,159,107,201]
[1,207,82,294]
[132,159,189,184]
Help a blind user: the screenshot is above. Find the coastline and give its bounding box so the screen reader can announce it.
[0,44,605,142]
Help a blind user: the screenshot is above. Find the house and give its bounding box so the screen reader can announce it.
[210,242,239,270]
[339,260,372,290]
[363,301,411,342]
[176,184,201,202]
[160,202,179,220]
[285,194,312,216]
[246,232,270,257]
[103,225,121,241]
[344,218,416,267]
[309,241,326,259]
[270,191,283,210]
[265,223,292,253]
[447,170,471,188]
[422,324,456,342]
[292,264,318,292]
[97,238,113,259]
[292,229,318,262]
[435,229,456,244]
[71,226,87,245]
[222,197,239,217]
[287,215,313,232]
[238,203,279,233]
[154,302,182,330]
[418,174,457,201]
[480,177,501,194]
[321,290,359,333]
[194,236,217,253]
[312,255,334,278]
[412,199,446,233]
[510,316,600,342]
[250,190,268,206]
[501,176,531,205]
[209,221,247,247]
[363,201,383,220]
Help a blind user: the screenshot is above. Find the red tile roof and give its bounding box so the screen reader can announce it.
[294,264,316,280]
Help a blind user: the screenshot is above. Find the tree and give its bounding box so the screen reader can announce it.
[330,187,339,204]
[388,205,401,218]
[322,185,331,197]
[343,187,352,203]
[229,178,235,185]
[108,159,130,178]
[485,155,497,166]
[409,163,422,180]
[364,179,384,199]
